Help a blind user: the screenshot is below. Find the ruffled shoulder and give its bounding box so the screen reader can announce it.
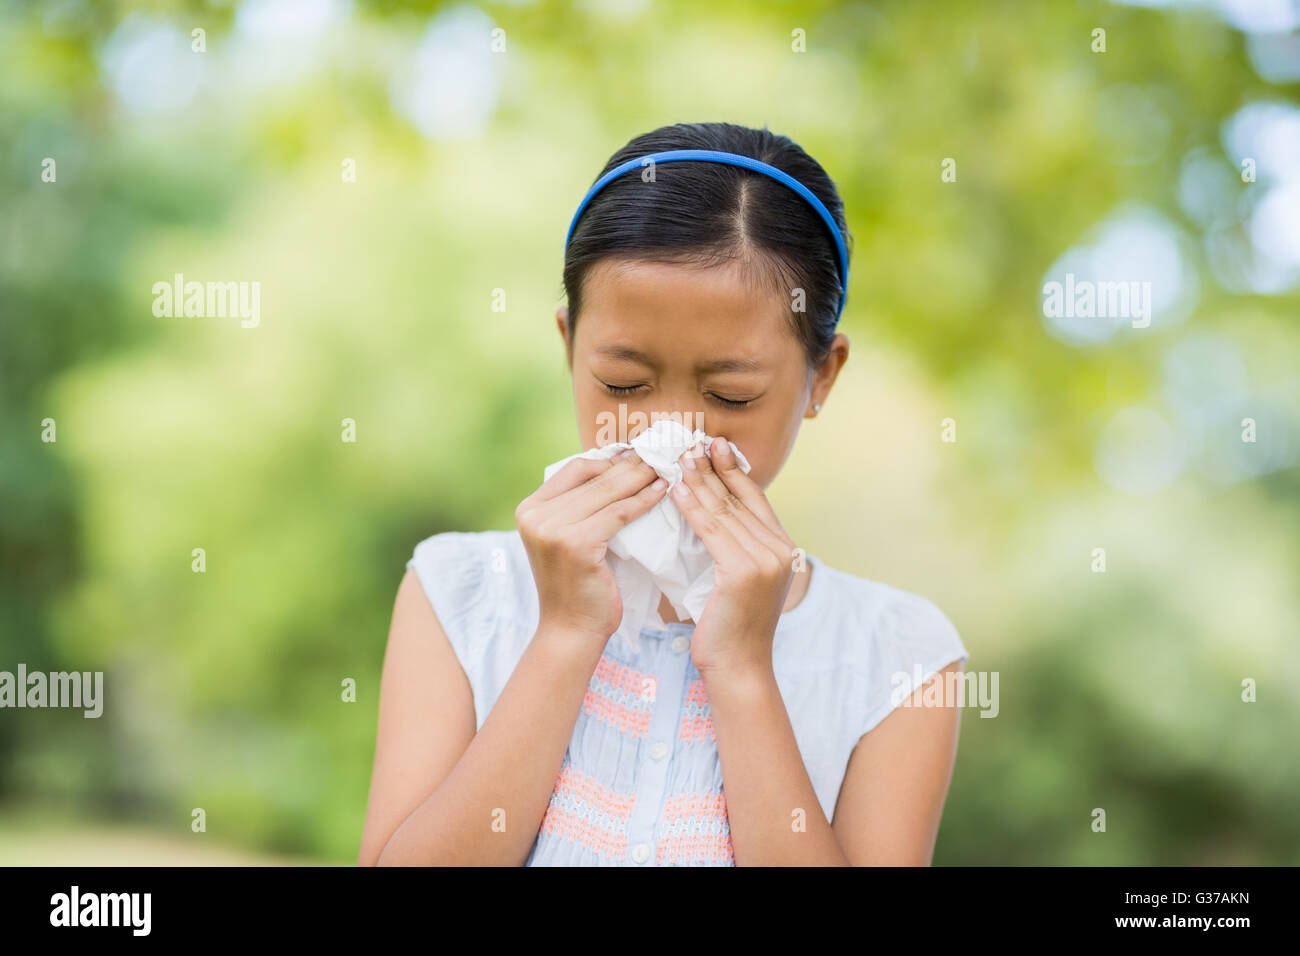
[857,584,970,738]
[406,529,532,728]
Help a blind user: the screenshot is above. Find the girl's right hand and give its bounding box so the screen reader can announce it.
[516,448,668,645]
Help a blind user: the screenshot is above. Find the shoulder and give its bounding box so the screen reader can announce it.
[812,557,964,656]
[405,529,534,671]
[868,580,966,663]
[805,558,969,734]
[409,528,526,575]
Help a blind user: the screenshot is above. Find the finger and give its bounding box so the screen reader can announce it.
[680,441,785,557]
[674,471,795,604]
[702,438,785,534]
[701,438,794,555]
[678,446,784,570]
[670,476,752,568]
[546,449,660,528]
[531,446,627,503]
[579,471,669,543]
[687,440,746,515]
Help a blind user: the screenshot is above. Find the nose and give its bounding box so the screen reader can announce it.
[620,407,711,448]
[595,380,719,452]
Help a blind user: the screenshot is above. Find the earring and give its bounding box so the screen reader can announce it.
[812,403,821,415]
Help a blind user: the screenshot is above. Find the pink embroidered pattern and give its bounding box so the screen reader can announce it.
[538,764,636,861]
[582,653,654,738]
[655,790,734,865]
[678,678,716,742]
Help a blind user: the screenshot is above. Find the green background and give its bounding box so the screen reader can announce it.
[1,0,1297,864]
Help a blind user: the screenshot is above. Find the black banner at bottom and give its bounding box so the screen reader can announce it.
[0,865,1279,941]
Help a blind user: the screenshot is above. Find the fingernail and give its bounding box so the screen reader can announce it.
[683,452,696,470]
[712,438,730,457]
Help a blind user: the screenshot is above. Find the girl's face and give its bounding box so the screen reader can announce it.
[557,257,849,490]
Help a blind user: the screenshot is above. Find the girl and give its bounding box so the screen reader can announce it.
[359,121,970,866]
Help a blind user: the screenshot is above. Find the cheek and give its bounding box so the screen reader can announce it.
[576,389,637,449]
[573,390,602,448]
[724,411,801,486]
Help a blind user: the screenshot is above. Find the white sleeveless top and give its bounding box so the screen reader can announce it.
[407,528,970,866]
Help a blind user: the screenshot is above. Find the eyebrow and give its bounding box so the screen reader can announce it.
[594,345,764,373]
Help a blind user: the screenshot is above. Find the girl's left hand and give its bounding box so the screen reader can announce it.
[670,437,799,677]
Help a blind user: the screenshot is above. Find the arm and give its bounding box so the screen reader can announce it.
[830,658,964,865]
[702,663,852,866]
[357,569,603,866]
[705,657,964,866]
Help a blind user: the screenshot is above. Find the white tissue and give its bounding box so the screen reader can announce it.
[542,418,752,655]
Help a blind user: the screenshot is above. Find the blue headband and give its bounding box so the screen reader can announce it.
[564,148,849,321]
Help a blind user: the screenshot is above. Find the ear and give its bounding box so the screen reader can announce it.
[555,305,569,347]
[805,332,850,418]
[556,305,573,369]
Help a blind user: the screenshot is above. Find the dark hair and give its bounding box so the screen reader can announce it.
[561,121,852,371]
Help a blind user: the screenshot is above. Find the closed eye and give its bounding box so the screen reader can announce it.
[708,393,756,408]
[598,381,757,408]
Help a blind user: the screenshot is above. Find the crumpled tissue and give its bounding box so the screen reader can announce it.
[542,418,751,655]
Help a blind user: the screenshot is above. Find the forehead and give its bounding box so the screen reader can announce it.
[576,257,798,362]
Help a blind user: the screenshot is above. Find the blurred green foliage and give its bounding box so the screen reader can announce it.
[1,0,1297,863]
